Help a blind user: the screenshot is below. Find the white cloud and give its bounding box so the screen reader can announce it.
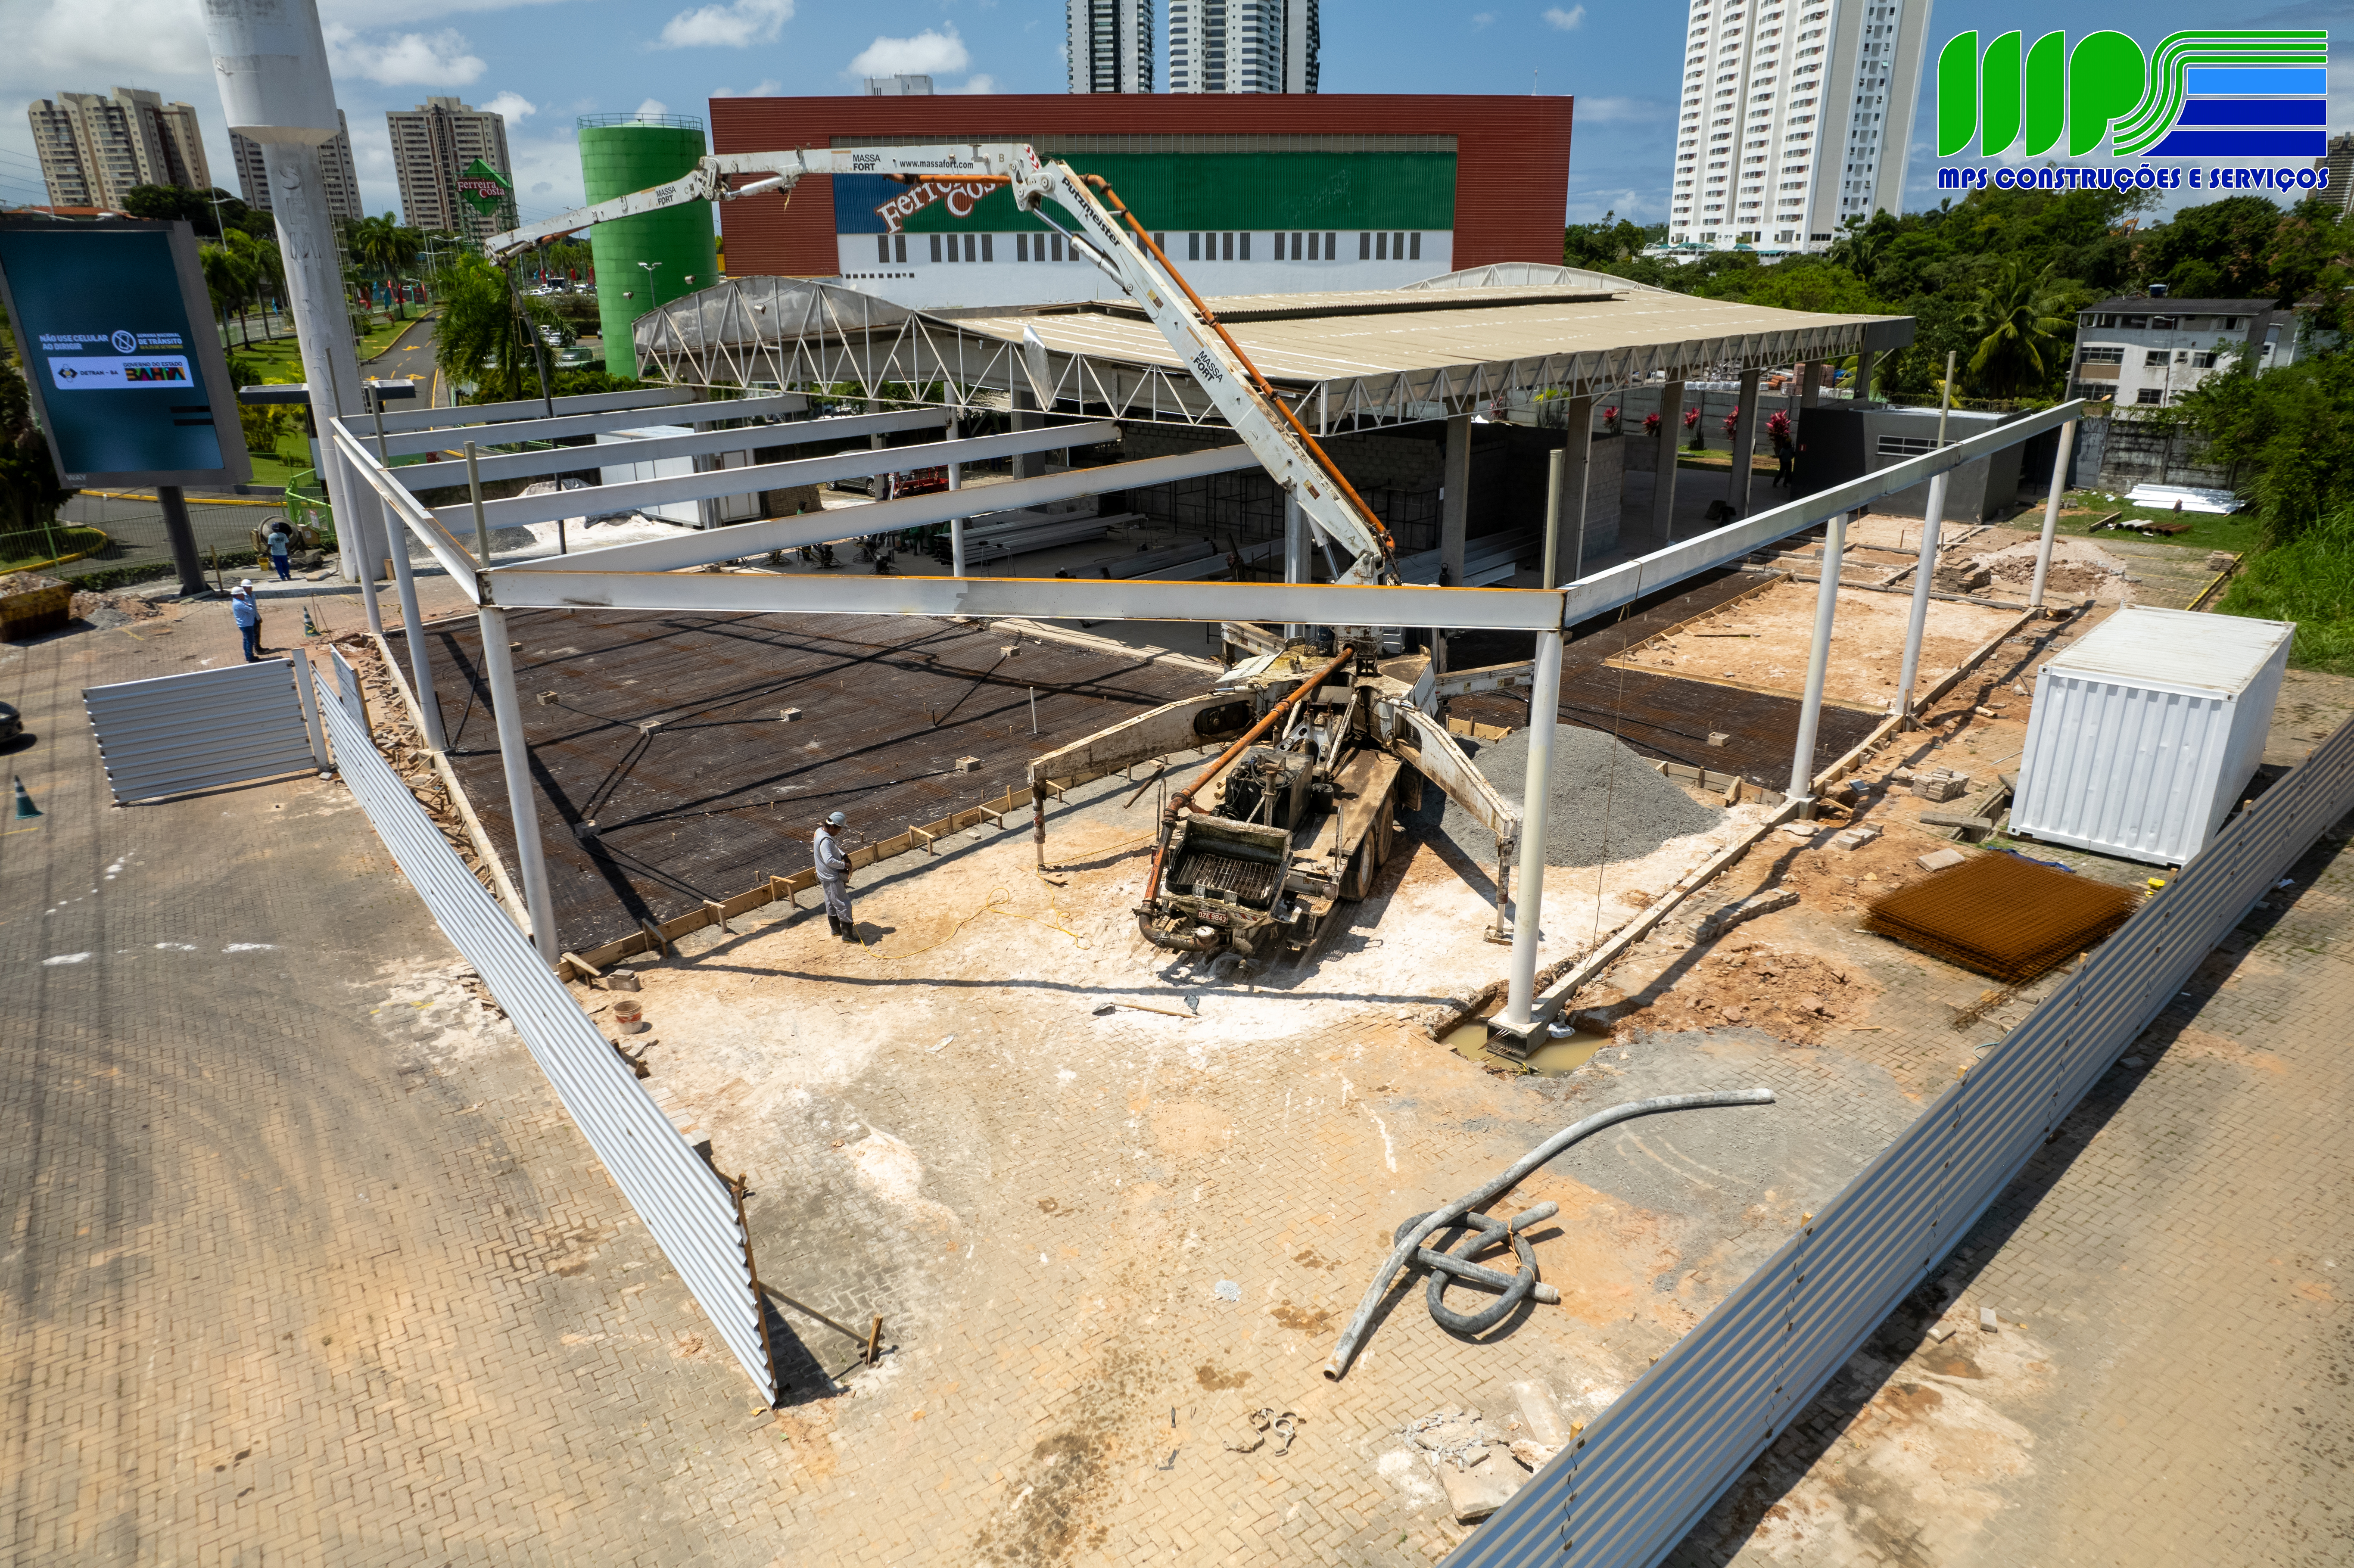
[656,0,793,49]
[1544,5,1585,29]
[850,25,970,79]
[711,80,783,98]
[1470,11,1494,27]
[17,0,208,79]
[959,74,998,94]
[325,25,488,86]
[482,91,537,123]
[634,98,672,120]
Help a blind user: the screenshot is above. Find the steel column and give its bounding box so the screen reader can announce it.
[1853,347,1877,404]
[2027,417,2079,611]
[1894,473,1948,730]
[476,606,560,961]
[1283,492,1306,641]
[1499,627,1564,1032]
[1729,369,1761,519]
[947,416,966,577]
[1558,396,1594,582]
[1540,448,1565,591]
[1788,512,1848,813]
[1440,414,1471,588]
[1800,362,1823,406]
[256,138,365,581]
[1653,379,1685,540]
[337,439,386,637]
[380,482,449,750]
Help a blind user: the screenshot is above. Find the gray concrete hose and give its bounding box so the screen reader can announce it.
[1324,1087,1777,1379]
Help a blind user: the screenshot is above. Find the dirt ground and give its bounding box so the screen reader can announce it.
[1606,578,2024,712]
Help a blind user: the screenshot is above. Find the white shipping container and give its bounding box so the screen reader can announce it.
[2011,606,2292,866]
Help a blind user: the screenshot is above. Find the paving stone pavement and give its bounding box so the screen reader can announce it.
[1668,812,2354,1567]
[1,606,798,1567]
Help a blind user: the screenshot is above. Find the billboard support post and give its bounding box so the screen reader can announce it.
[156,485,206,597]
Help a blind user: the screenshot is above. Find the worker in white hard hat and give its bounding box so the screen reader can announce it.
[230,580,262,663]
[813,811,855,942]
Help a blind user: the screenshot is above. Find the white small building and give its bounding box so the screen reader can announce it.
[2068,292,2313,409]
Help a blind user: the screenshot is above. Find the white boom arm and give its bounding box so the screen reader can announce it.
[486,143,1399,585]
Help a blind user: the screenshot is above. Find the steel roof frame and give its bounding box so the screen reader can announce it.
[392,406,951,492]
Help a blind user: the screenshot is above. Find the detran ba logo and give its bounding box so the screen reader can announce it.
[1934,29,2330,194]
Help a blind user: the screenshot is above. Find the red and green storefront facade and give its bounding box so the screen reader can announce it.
[710,95,1574,309]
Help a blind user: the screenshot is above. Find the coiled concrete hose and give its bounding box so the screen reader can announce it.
[1324,1088,1777,1378]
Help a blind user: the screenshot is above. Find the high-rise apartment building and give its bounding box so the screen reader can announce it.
[386,97,514,239]
[2316,134,2354,217]
[1067,0,1153,93]
[231,111,364,223]
[28,87,212,210]
[864,75,936,95]
[1169,0,1318,94]
[1665,0,1931,255]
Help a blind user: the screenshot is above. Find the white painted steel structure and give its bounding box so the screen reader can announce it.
[312,663,779,1402]
[1447,713,2354,1568]
[83,657,327,805]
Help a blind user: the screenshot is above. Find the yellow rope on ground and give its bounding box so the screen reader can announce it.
[861,885,1090,961]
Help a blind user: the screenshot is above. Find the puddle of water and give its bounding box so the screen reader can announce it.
[1444,1022,1610,1077]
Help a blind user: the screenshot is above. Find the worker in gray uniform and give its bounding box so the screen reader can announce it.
[813,811,855,941]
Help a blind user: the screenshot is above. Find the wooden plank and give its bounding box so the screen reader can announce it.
[719,886,769,920]
[771,874,800,910]
[560,950,601,982]
[657,908,706,942]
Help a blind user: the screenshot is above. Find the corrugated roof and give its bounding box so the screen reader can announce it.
[636,273,1915,428]
[2048,606,2292,697]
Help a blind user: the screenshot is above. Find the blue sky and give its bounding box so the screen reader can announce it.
[3,0,2348,236]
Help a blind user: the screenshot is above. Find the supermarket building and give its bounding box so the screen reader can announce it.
[709,94,1575,309]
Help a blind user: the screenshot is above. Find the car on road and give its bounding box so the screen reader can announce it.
[0,699,21,746]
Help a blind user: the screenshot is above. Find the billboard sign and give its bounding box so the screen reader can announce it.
[0,216,249,488]
[456,158,514,216]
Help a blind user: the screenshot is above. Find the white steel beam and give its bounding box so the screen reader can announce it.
[375,390,812,457]
[2028,417,2079,610]
[1557,401,2085,630]
[441,420,1119,537]
[328,419,483,591]
[370,386,702,436]
[395,407,947,491]
[485,567,1570,632]
[490,441,1259,576]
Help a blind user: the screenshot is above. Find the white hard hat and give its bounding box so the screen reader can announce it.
[825,811,847,827]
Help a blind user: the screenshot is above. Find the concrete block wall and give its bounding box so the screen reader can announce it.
[2092,413,2232,492]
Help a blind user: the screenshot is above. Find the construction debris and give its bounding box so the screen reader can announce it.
[1223,1407,1300,1456]
[1832,825,1881,851]
[1912,768,1971,802]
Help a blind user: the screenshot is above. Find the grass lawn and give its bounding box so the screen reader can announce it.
[1,524,110,574]
[228,314,423,383]
[2044,488,2262,556]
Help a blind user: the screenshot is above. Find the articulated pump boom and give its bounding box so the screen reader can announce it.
[490,144,1536,969]
[487,142,1398,586]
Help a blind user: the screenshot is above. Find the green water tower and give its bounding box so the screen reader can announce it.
[578,113,718,380]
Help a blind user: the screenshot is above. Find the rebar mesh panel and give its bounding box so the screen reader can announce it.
[1169,847,1281,906]
[1863,852,2141,983]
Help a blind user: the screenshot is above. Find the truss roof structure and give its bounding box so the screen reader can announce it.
[633,266,1915,432]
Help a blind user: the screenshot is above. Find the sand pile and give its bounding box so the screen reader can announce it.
[1410,723,1721,868]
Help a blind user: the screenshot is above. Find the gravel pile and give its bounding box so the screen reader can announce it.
[1407,723,1720,868]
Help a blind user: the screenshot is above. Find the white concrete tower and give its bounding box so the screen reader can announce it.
[1666,0,1931,255]
[1170,0,1316,93]
[1068,0,1154,93]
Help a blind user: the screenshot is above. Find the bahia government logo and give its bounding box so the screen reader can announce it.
[1935,29,2329,195]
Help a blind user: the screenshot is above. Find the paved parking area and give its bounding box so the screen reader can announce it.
[1668,814,2354,1567]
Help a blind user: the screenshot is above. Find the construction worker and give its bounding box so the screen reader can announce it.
[813,811,854,941]
[230,581,262,662]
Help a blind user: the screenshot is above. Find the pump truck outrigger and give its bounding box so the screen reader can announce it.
[487,142,1538,973]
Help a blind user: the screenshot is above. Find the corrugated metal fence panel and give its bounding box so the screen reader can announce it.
[1447,715,2354,1568]
[310,666,779,1403]
[82,660,322,803]
[327,647,368,732]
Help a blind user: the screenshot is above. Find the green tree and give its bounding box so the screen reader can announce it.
[0,302,75,534]
[121,184,249,236]
[2177,350,2354,545]
[1961,258,2074,399]
[348,212,424,318]
[2140,196,2298,301]
[430,253,557,404]
[199,241,257,348]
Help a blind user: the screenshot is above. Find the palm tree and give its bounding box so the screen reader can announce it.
[224,229,281,345]
[430,253,557,403]
[199,243,256,348]
[349,212,425,319]
[1962,259,2073,399]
